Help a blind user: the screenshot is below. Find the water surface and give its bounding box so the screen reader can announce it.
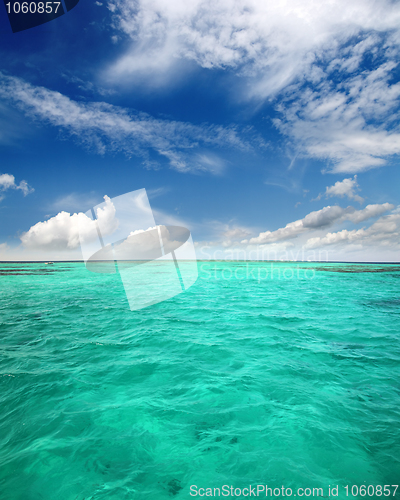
[1,262,399,499]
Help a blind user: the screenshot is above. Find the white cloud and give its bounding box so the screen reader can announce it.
[21,195,117,250]
[0,173,34,200]
[192,203,399,262]
[244,205,344,244]
[305,207,400,249]
[243,203,394,245]
[107,0,400,90]
[316,175,364,203]
[0,174,15,190]
[0,195,194,260]
[4,0,400,175]
[4,202,399,261]
[0,73,255,173]
[105,0,400,173]
[21,211,92,250]
[346,203,393,224]
[274,61,400,173]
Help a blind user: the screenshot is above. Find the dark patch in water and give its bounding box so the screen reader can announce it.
[331,342,366,350]
[168,479,182,496]
[307,266,400,274]
[365,298,400,309]
[0,268,66,276]
[329,342,368,362]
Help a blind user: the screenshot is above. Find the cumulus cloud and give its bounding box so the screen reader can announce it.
[21,195,117,250]
[9,200,399,261]
[315,176,364,203]
[243,203,394,245]
[244,205,345,245]
[346,203,394,224]
[0,173,34,201]
[0,73,255,173]
[0,174,16,191]
[21,212,93,250]
[305,207,400,249]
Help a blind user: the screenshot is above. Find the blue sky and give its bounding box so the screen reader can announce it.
[1,0,400,261]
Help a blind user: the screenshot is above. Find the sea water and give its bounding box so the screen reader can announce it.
[0,261,399,499]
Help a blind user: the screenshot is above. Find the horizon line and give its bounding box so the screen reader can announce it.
[1,260,400,264]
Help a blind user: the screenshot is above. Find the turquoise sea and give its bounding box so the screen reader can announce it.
[1,261,399,500]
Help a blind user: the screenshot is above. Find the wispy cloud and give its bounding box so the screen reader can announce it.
[0,73,256,173]
[203,220,254,248]
[0,173,34,201]
[106,0,400,173]
[274,60,400,173]
[49,192,103,214]
[107,0,400,92]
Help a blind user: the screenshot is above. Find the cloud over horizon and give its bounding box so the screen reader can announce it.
[20,195,117,250]
[305,207,400,250]
[243,203,394,245]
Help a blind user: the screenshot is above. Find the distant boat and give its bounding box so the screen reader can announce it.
[45,262,54,265]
